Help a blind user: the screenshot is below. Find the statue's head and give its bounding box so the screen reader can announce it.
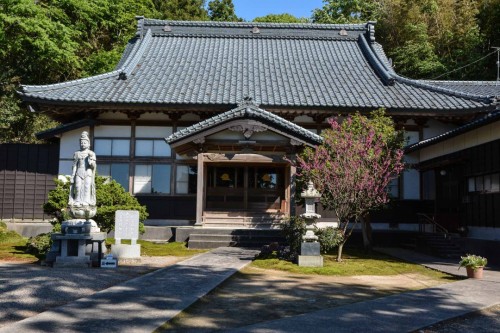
[80,131,90,150]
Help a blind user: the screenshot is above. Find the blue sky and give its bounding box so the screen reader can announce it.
[232,0,325,21]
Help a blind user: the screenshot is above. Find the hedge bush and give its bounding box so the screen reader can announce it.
[315,226,343,254]
[43,176,148,233]
[26,233,52,256]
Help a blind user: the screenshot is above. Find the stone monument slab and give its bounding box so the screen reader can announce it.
[114,210,139,244]
[111,210,141,259]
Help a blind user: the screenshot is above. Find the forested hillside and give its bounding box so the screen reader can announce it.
[1,0,498,143]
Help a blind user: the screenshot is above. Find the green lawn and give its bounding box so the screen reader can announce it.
[106,239,207,257]
[0,239,39,262]
[252,248,456,279]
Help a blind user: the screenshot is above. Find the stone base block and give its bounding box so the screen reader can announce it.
[301,242,320,256]
[298,255,323,267]
[53,256,91,268]
[111,244,141,259]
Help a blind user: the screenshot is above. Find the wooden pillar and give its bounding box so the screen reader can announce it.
[195,153,204,226]
[289,158,297,217]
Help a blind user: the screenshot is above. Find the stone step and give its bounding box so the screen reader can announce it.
[189,234,283,242]
[417,233,463,259]
[187,228,285,249]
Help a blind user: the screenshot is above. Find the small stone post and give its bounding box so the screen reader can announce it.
[298,180,323,267]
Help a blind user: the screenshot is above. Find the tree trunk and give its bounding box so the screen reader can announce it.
[337,242,344,262]
[361,214,373,253]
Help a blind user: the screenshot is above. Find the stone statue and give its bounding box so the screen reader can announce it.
[68,131,97,219]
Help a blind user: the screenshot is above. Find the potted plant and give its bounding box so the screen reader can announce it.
[459,254,487,279]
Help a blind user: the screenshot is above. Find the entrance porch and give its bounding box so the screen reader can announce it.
[201,161,290,228]
[165,101,322,229]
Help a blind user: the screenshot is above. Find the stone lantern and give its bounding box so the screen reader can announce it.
[298,180,323,267]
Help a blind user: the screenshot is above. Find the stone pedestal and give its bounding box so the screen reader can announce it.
[47,231,107,268]
[298,242,323,267]
[111,243,141,259]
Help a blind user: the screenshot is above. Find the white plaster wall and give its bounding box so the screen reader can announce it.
[94,125,131,137]
[59,160,73,177]
[404,131,420,145]
[468,227,500,241]
[136,126,172,138]
[420,121,500,162]
[423,119,457,140]
[402,169,420,199]
[60,128,89,160]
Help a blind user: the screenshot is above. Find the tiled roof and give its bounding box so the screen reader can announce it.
[35,118,98,140]
[19,18,496,112]
[405,110,500,152]
[423,81,500,98]
[166,100,322,145]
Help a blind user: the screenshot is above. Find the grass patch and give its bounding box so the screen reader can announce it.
[106,239,207,257]
[252,247,454,279]
[0,222,38,262]
[0,239,40,262]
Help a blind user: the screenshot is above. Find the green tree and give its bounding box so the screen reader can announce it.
[477,0,500,79]
[154,0,208,20]
[312,0,380,24]
[375,0,483,79]
[207,0,241,21]
[253,13,309,23]
[0,0,160,143]
[43,176,148,233]
[390,23,446,78]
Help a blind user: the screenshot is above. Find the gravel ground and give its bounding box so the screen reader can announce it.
[0,256,180,328]
[1,257,499,332]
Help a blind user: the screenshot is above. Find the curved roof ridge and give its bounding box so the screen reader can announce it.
[118,28,153,79]
[394,75,493,103]
[142,17,367,31]
[20,70,120,94]
[358,34,394,86]
[360,34,494,104]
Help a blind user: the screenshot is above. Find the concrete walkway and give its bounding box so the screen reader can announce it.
[0,247,259,333]
[230,248,500,333]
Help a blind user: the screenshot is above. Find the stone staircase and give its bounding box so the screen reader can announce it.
[202,211,284,229]
[416,233,463,259]
[188,228,285,249]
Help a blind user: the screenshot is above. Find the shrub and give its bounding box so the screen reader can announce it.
[44,176,148,233]
[315,226,343,254]
[26,233,52,256]
[280,216,307,259]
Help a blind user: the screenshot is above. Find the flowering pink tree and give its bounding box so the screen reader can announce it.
[297,112,404,261]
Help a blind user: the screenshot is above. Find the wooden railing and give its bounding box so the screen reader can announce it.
[417,213,449,235]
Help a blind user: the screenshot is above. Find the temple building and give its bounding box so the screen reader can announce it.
[15,18,499,249]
